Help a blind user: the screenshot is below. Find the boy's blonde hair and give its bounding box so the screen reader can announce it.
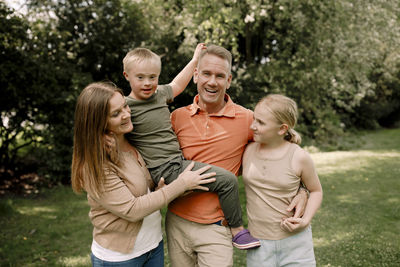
[123,48,162,73]
[257,94,302,144]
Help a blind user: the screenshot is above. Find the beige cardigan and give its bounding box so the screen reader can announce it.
[86,151,187,254]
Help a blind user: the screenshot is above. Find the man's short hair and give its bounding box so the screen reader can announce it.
[199,44,232,73]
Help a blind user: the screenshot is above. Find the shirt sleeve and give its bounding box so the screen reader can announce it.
[89,169,187,223]
[247,109,254,142]
[171,109,178,132]
[158,84,174,104]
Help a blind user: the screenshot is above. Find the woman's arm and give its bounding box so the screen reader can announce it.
[90,162,215,223]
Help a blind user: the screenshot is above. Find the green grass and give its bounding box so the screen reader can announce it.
[1,128,399,266]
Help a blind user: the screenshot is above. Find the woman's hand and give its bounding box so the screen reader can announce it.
[179,162,216,191]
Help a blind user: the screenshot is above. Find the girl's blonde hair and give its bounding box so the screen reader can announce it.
[257,94,302,144]
[71,82,123,197]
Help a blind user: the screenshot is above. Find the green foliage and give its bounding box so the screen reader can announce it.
[1,0,152,183]
[158,0,400,144]
[0,2,54,176]
[1,0,400,184]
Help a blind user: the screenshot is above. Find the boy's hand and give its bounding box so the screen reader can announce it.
[170,43,206,98]
[103,132,115,153]
[155,178,166,191]
[193,43,207,62]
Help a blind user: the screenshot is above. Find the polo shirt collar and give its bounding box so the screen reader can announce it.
[189,94,236,117]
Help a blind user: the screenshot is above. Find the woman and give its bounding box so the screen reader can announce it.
[71,82,216,266]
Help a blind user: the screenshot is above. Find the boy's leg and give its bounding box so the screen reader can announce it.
[157,158,260,250]
[148,156,184,185]
[181,160,242,228]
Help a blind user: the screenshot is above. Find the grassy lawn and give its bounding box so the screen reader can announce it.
[1,128,399,266]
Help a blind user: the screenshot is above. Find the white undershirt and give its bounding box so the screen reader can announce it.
[91,209,163,262]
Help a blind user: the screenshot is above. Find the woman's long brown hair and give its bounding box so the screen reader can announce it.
[71,82,123,197]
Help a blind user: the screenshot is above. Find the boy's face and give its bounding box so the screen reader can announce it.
[124,60,160,100]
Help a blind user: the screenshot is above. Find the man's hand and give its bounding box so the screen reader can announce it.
[280,217,309,233]
[286,188,308,218]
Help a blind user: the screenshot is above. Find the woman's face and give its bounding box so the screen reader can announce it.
[106,92,133,136]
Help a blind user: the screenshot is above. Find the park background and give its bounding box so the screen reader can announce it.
[1,0,399,266]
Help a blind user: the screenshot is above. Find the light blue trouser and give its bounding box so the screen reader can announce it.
[247,226,316,267]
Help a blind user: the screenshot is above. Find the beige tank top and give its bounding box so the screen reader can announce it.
[242,142,301,240]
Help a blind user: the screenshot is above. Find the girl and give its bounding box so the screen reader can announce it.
[71,82,216,267]
[243,94,323,267]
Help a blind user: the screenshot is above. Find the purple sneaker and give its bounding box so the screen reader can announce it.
[232,229,261,250]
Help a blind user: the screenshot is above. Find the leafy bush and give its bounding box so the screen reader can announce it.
[1,0,399,186]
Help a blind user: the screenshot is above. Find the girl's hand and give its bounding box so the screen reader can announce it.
[178,161,216,191]
[280,217,309,233]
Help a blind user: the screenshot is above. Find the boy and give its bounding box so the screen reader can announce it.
[122,44,260,249]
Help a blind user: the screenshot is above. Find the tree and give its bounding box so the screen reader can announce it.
[0,2,47,177]
[1,0,153,183]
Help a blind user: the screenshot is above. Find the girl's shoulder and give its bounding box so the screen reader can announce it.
[292,143,311,161]
[292,144,315,174]
[243,142,258,161]
[244,142,258,155]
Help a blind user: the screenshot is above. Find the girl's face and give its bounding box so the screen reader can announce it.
[106,92,133,136]
[250,105,285,144]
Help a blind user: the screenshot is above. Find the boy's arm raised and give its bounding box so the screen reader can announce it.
[169,43,206,98]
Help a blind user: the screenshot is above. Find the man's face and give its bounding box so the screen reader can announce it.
[194,54,232,110]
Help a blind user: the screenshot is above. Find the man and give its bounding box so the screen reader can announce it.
[166,44,308,267]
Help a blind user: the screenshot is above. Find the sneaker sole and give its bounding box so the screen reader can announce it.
[232,241,261,250]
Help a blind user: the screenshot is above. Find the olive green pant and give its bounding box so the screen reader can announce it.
[149,155,242,227]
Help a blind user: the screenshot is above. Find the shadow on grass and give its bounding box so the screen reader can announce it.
[312,141,400,266]
[1,128,399,266]
[0,187,92,266]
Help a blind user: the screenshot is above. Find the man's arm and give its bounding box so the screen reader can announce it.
[169,43,206,98]
[286,185,309,218]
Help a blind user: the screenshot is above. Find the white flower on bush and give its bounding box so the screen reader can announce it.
[244,13,255,23]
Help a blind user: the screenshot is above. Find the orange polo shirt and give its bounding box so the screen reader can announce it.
[169,94,254,224]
